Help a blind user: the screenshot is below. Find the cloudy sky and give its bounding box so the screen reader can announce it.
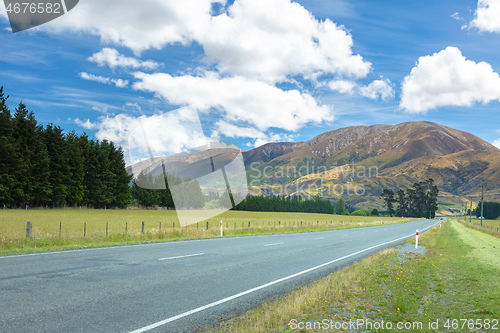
[1,0,499,160]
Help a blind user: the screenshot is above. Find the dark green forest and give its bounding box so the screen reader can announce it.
[0,87,132,208]
[380,179,439,218]
[233,194,335,214]
[474,201,500,220]
[130,172,206,209]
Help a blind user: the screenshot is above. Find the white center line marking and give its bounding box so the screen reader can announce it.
[158,253,204,261]
[264,242,284,247]
[129,221,440,333]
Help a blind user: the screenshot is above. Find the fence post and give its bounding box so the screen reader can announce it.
[126,222,128,234]
[142,221,145,234]
[84,222,87,238]
[26,221,33,239]
[159,222,162,233]
[248,221,251,228]
[106,223,108,237]
[206,221,209,230]
[59,222,62,238]
[279,221,281,227]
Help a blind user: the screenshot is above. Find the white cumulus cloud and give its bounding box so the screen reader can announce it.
[467,0,500,33]
[200,0,371,82]
[75,109,209,165]
[215,120,266,139]
[400,46,500,113]
[215,120,292,147]
[46,0,220,53]
[493,138,500,149]
[88,48,159,70]
[43,0,370,83]
[327,80,356,94]
[359,79,394,100]
[133,72,334,132]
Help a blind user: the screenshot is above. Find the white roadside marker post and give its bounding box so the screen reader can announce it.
[220,220,223,237]
[415,229,419,249]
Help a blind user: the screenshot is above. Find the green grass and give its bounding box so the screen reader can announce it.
[455,215,499,227]
[456,216,500,235]
[0,208,413,255]
[207,219,500,332]
[468,217,499,228]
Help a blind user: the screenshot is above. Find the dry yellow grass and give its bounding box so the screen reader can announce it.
[0,208,411,240]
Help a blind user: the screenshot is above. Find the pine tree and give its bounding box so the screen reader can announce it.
[0,87,24,207]
[336,198,346,215]
[43,124,71,207]
[380,189,396,217]
[65,131,85,206]
[396,189,408,217]
[12,102,51,207]
[107,142,132,208]
[426,179,439,219]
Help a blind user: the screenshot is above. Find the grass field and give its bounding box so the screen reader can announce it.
[207,219,500,332]
[455,216,500,235]
[456,215,499,228]
[0,208,413,255]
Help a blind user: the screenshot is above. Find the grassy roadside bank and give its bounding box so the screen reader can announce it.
[208,219,499,332]
[0,209,413,256]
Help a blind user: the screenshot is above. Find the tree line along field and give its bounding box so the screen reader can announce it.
[0,209,413,241]
[0,87,131,209]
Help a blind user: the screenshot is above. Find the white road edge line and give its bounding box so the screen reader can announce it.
[314,237,325,240]
[129,221,439,333]
[264,242,284,247]
[158,253,204,261]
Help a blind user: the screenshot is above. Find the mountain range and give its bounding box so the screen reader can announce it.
[242,121,500,213]
[127,121,500,213]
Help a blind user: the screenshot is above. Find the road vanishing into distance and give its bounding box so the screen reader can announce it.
[0,219,441,332]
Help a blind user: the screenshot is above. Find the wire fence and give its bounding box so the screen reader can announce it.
[1,219,395,240]
[464,221,500,233]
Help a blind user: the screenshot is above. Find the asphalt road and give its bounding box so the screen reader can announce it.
[0,219,441,332]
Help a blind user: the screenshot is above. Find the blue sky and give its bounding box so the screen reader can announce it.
[1,0,499,163]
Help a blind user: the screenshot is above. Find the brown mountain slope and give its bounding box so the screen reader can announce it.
[272,121,497,166]
[245,121,499,209]
[243,142,300,165]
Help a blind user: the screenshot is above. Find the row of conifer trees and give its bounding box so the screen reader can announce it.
[0,87,132,208]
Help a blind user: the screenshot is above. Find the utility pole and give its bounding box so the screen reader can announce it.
[469,197,473,223]
[480,186,484,226]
